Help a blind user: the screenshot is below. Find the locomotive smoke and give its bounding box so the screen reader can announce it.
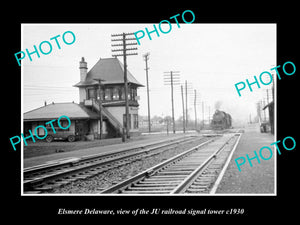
[214,101,222,110]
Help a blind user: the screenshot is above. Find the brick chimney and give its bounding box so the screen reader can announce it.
[79,57,87,81]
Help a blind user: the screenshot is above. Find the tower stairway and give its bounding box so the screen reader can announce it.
[86,99,123,135]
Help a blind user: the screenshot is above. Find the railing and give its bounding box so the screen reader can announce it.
[89,99,123,133]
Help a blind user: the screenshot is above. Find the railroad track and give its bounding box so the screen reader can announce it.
[100,133,242,194]
[23,135,206,193]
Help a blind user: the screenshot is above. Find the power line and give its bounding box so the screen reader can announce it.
[24,89,75,92]
[111,32,138,140]
[181,85,186,133]
[194,89,197,130]
[24,85,74,88]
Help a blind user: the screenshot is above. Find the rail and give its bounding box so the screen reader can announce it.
[23,135,200,192]
[100,139,214,194]
[100,133,241,194]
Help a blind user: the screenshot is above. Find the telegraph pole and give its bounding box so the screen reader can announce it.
[270,68,275,103]
[208,105,211,125]
[184,81,193,130]
[266,89,270,122]
[143,52,151,133]
[164,71,180,134]
[93,78,105,139]
[111,32,138,140]
[194,89,197,130]
[170,72,175,134]
[181,85,186,133]
[185,80,188,128]
[202,101,204,127]
[270,72,275,134]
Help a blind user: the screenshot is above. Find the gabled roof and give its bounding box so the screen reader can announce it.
[24,102,99,121]
[74,58,143,87]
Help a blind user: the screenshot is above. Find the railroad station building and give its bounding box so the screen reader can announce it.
[23,57,143,140]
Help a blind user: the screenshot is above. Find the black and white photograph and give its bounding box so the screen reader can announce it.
[21,23,276,195]
[3,4,298,221]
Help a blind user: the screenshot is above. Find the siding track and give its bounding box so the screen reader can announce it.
[23,135,204,193]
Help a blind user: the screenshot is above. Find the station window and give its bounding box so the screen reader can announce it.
[87,88,96,100]
[132,88,137,101]
[110,88,114,100]
[45,120,70,131]
[104,88,111,100]
[96,88,104,100]
[112,88,119,100]
[119,87,125,100]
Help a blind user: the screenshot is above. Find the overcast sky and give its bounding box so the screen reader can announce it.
[22,23,276,125]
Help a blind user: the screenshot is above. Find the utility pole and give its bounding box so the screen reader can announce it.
[185,80,188,128]
[181,85,186,133]
[193,90,201,130]
[164,71,180,134]
[270,72,275,134]
[111,32,138,141]
[194,89,197,130]
[143,52,151,133]
[266,89,270,122]
[208,105,211,125]
[93,78,105,139]
[271,69,275,103]
[184,81,193,129]
[202,101,204,127]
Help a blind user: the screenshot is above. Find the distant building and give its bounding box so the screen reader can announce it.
[23,57,143,140]
[262,101,274,134]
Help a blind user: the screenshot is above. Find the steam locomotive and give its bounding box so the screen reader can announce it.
[211,110,232,130]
